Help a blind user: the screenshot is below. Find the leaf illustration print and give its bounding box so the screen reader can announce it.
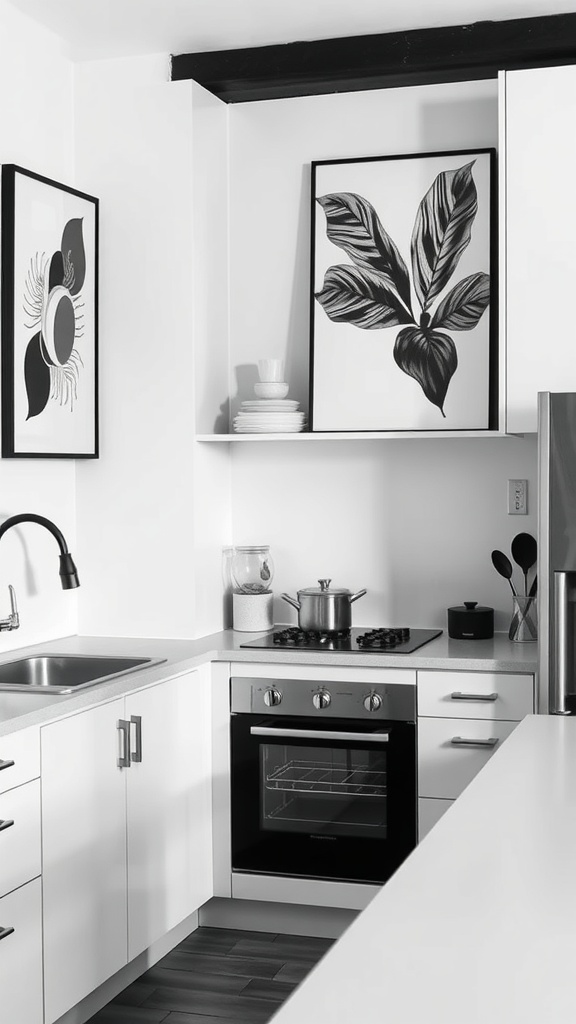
[315,159,490,416]
[22,218,86,419]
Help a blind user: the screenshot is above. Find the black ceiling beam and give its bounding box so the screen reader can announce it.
[171,13,576,103]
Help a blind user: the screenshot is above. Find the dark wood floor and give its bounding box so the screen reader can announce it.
[86,926,334,1024]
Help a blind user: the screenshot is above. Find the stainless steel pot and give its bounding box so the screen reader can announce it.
[281,579,367,633]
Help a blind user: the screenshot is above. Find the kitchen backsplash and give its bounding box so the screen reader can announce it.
[230,435,538,633]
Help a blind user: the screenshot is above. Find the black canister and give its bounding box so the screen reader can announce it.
[447,601,494,640]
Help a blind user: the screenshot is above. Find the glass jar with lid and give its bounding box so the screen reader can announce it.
[231,546,274,595]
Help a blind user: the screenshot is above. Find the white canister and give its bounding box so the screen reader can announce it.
[257,358,284,382]
[233,592,274,632]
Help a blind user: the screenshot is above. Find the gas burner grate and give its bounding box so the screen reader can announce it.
[272,626,351,646]
[356,628,411,649]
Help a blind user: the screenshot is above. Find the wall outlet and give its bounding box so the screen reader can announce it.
[508,479,528,515]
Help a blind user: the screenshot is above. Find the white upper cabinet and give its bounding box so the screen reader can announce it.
[504,65,576,433]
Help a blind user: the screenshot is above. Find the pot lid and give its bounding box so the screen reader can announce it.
[449,601,494,613]
[298,578,352,596]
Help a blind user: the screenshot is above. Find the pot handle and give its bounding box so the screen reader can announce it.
[281,593,301,611]
[349,589,367,604]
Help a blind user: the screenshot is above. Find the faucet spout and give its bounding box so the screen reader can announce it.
[0,585,19,632]
[0,514,80,589]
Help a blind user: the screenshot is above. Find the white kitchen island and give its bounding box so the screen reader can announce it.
[271,713,576,1024]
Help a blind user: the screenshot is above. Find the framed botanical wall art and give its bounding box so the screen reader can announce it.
[310,149,496,432]
[1,164,99,457]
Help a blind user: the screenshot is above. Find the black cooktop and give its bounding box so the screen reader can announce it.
[240,626,443,654]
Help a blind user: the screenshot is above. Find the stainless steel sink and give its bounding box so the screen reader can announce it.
[0,654,166,694]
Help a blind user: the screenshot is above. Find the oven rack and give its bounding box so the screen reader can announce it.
[266,758,387,797]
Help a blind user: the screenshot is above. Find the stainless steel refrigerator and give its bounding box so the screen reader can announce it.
[538,392,576,714]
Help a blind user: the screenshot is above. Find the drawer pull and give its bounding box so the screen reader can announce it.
[0,759,15,772]
[0,925,14,941]
[451,692,498,702]
[451,736,499,749]
[117,720,131,768]
[130,715,142,763]
[0,819,14,833]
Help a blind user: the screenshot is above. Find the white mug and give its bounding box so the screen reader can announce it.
[258,358,284,382]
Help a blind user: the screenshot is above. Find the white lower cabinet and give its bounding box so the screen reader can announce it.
[41,668,213,1024]
[418,717,517,800]
[0,779,41,900]
[417,670,534,838]
[126,668,213,960]
[418,797,453,840]
[42,697,128,1024]
[0,878,43,1024]
[0,727,40,795]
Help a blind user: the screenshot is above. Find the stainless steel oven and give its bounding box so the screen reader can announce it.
[230,676,416,886]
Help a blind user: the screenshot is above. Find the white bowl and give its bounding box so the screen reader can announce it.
[254,382,289,399]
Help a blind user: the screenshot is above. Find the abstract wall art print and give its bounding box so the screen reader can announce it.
[1,165,99,457]
[310,149,496,432]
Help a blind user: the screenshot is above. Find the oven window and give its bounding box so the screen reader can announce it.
[260,741,387,839]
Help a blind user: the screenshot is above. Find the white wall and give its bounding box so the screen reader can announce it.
[231,435,537,632]
[71,66,537,638]
[228,80,500,418]
[0,0,77,650]
[227,80,539,631]
[0,28,537,646]
[74,59,231,637]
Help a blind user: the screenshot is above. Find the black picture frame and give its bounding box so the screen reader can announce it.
[309,148,497,433]
[1,164,99,458]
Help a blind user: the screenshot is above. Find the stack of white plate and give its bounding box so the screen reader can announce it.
[233,399,307,433]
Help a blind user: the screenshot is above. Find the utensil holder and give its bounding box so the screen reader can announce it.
[509,595,537,642]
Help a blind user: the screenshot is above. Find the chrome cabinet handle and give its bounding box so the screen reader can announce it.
[250,726,389,743]
[0,759,15,772]
[451,736,499,748]
[117,719,131,768]
[0,819,14,833]
[554,572,571,715]
[450,691,498,702]
[130,715,142,763]
[0,925,14,941]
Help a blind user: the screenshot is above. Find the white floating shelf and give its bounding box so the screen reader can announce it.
[196,430,513,442]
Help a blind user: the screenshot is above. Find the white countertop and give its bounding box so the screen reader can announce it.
[271,713,576,1024]
[0,634,219,738]
[217,629,538,673]
[0,629,537,737]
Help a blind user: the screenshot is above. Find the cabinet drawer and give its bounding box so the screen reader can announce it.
[418,797,453,841]
[417,671,533,721]
[0,728,40,794]
[0,780,41,898]
[0,878,43,1024]
[418,717,517,799]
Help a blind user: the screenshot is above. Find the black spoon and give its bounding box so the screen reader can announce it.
[491,549,518,597]
[511,533,537,596]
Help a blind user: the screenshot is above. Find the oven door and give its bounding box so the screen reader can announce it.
[231,714,416,885]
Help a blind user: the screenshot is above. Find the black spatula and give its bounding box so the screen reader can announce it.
[511,533,537,595]
[491,549,518,597]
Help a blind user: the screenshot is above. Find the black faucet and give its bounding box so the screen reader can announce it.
[0,514,80,631]
[0,514,80,589]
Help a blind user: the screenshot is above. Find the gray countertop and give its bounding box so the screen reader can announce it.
[0,629,537,738]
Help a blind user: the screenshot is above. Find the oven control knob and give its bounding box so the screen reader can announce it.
[263,688,282,707]
[313,689,331,710]
[363,692,382,713]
